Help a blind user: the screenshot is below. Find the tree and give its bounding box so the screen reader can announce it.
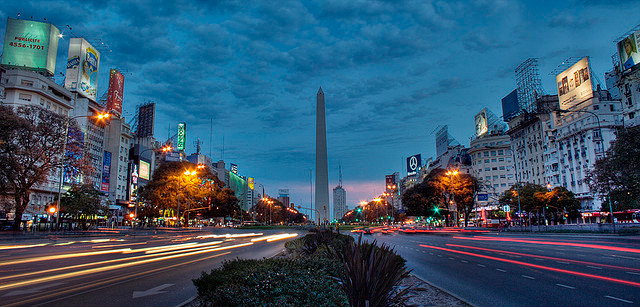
[500,183,547,214]
[61,184,108,230]
[587,126,640,211]
[534,187,581,223]
[0,105,87,230]
[138,161,236,225]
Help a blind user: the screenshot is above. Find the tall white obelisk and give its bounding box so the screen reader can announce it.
[315,87,329,224]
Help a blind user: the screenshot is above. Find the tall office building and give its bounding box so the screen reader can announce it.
[315,87,329,222]
[333,164,347,220]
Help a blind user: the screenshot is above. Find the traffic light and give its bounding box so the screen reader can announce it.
[356,208,362,213]
[433,206,439,213]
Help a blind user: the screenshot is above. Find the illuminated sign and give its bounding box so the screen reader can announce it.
[177,122,186,151]
[474,109,488,137]
[248,177,255,190]
[101,151,111,193]
[406,154,421,176]
[107,69,125,116]
[1,18,60,76]
[618,29,640,73]
[65,38,100,101]
[556,57,593,110]
[139,160,150,180]
[230,163,238,174]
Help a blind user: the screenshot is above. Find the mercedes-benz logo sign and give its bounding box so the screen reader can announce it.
[409,156,418,171]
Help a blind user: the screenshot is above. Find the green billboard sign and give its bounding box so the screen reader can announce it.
[1,18,60,76]
[177,122,186,151]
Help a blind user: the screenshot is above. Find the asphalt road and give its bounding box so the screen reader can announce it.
[0,228,301,307]
[367,230,640,307]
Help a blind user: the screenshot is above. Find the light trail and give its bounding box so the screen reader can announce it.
[0,248,132,266]
[0,242,254,291]
[266,234,298,242]
[251,233,298,242]
[0,243,49,250]
[453,236,640,253]
[446,244,640,272]
[420,244,640,288]
[196,233,263,239]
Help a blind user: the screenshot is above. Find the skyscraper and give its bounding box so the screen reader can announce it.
[315,87,329,222]
[333,164,346,220]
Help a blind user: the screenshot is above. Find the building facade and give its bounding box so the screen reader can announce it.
[469,133,515,204]
[333,185,347,220]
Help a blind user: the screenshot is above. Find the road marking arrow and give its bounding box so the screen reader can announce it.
[3,282,65,297]
[132,283,174,299]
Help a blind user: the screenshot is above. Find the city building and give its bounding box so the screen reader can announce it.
[333,185,346,220]
[103,116,133,206]
[543,89,623,210]
[506,95,559,186]
[469,108,515,207]
[278,189,291,208]
[0,69,74,220]
[610,27,640,127]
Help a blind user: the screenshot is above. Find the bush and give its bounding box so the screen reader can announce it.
[333,237,411,307]
[285,229,354,258]
[193,257,348,307]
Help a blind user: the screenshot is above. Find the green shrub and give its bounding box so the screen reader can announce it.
[285,230,354,258]
[333,237,411,307]
[193,257,348,307]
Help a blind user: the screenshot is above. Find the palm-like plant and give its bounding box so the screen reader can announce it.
[334,236,411,307]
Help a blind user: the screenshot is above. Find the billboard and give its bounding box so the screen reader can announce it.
[1,18,60,76]
[618,29,640,72]
[230,163,238,174]
[406,154,421,176]
[248,177,255,190]
[556,57,593,110]
[136,102,155,137]
[107,69,124,116]
[177,122,186,151]
[101,151,111,193]
[474,109,489,137]
[501,89,519,122]
[65,38,100,101]
[139,160,150,180]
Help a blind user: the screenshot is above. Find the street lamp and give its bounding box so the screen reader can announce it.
[555,109,614,233]
[56,112,110,229]
[177,169,197,228]
[445,169,459,226]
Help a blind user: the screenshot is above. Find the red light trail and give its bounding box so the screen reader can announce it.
[452,236,640,253]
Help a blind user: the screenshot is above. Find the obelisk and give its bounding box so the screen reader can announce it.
[315,87,329,224]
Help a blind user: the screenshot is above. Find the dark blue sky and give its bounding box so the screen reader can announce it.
[1,0,638,209]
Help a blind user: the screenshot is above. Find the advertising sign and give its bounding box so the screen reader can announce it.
[556,57,593,110]
[501,89,519,122]
[230,163,238,174]
[63,126,85,184]
[177,122,186,151]
[129,163,138,202]
[477,194,489,201]
[139,160,150,180]
[107,69,124,116]
[101,151,111,193]
[248,177,255,190]
[406,154,421,176]
[474,109,489,137]
[1,18,60,76]
[65,38,100,101]
[618,29,640,72]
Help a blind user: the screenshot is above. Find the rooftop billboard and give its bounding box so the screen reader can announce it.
[1,18,60,76]
[107,69,124,116]
[556,57,593,110]
[65,38,100,101]
[501,89,519,122]
[618,29,640,73]
[406,154,421,176]
[474,109,489,137]
[177,122,186,151]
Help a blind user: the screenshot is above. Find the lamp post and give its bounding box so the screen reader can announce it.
[177,169,197,228]
[555,109,614,233]
[56,112,111,229]
[445,169,459,227]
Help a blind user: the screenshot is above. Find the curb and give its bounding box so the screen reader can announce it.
[410,273,475,307]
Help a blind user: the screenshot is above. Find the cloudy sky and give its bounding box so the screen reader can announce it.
[1,0,637,211]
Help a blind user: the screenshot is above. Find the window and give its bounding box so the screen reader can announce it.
[492,167,497,171]
[491,151,497,156]
[484,152,489,157]
[19,93,32,101]
[21,80,34,87]
[46,101,51,109]
[499,158,504,162]
[491,158,497,163]
[500,174,506,178]
[593,105,599,110]
[498,150,504,155]
[499,166,505,170]
[485,168,490,171]
[485,159,490,163]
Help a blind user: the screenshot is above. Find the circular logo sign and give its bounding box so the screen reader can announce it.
[409,156,418,171]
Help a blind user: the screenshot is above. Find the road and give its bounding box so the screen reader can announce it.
[0,228,300,307]
[366,230,640,307]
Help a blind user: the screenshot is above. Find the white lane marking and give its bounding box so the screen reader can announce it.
[437,254,443,257]
[3,282,65,297]
[604,296,634,304]
[556,284,575,289]
[556,261,570,264]
[521,275,535,280]
[534,258,544,261]
[496,269,507,273]
[587,266,603,270]
[132,283,174,299]
[461,260,468,263]
[448,257,455,260]
[626,272,640,276]
[429,252,434,255]
[477,264,486,267]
